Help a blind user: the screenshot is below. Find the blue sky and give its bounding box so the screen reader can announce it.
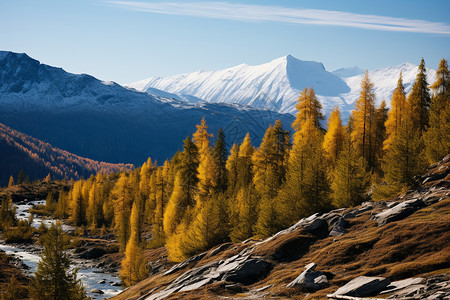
[1,0,449,84]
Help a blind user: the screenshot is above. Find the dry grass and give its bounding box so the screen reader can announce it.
[113,183,449,300]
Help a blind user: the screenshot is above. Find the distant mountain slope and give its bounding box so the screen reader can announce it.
[0,51,294,165]
[341,62,436,107]
[0,122,133,186]
[129,55,351,116]
[129,55,436,120]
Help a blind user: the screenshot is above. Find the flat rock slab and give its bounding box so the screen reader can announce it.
[333,276,391,297]
[374,198,425,226]
[381,277,424,294]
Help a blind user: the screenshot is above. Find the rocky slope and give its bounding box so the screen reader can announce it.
[114,155,449,299]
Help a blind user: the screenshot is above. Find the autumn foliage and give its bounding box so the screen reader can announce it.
[50,58,448,285]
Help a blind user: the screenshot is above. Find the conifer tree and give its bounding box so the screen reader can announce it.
[373,100,388,176]
[252,121,290,237]
[43,173,52,183]
[196,132,217,200]
[383,108,426,188]
[292,88,324,133]
[17,170,24,185]
[236,133,254,190]
[252,120,290,199]
[351,71,377,171]
[4,274,27,300]
[163,172,187,237]
[182,195,226,258]
[323,106,345,166]
[384,73,407,151]
[112,173,133,252]
[7,175,14,188]
[225,143,239,195]
[178,136,199,207]
[277,89,331,228]
[424,58,450,163]
[213,128,228,193]
[332,129,369,208]
[29,223,87,300]
[69,181,86,226]
[55,190,68,219]
[152,167,166,246]
[193,117,213,151]
[120,201,149,286]
[229,187,257,242]
[408,58,431,133]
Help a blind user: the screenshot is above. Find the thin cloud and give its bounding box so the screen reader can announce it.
[105,1,450,35]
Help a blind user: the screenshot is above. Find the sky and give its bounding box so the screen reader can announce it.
[1,0,449,84]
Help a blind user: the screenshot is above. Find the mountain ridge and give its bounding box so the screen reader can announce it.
[0,121,133,186]
[129,55,436,119]
[0,51,294,166]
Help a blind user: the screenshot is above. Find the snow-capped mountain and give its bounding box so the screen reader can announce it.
[0,51,294,165]
[129,55,437,120]
[129,55,352,116]
[341,63,436,107]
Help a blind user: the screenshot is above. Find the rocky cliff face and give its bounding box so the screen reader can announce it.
[113,155,450,300]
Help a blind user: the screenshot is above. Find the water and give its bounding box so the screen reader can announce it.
[0,200,123,299]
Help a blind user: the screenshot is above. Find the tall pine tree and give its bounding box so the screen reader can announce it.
[424,58,450,163]
[408,58,431,133]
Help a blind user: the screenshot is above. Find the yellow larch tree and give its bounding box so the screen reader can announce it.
[351,71,376,171]
[120,201,149,286]
[323,106,345,166]
[384,73,406,151]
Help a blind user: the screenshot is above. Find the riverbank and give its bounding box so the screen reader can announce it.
[0,199,124,299]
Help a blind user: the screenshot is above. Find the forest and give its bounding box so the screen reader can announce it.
[6,58,449,289]
[0,122,134,186]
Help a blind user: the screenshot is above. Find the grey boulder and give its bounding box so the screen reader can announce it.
[333,276,390,297]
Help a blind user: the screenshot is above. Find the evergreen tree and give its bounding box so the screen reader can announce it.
[151,167,166,246]
[163,172,187,237]
[120,202,149,286]
[179,136,199,207]
[252,121,290,237]
[213,128,228,193]
[383,110,426,188]
[291,88,324,134]
[112,173,133,252]
[332,130,370,208]
[8,175,14,188]
[277,89,331,229]
[29,223,87,300]
[182,195,226,258]
[230,187,258,242]
[236,133,254,190]
[17,170,24,185]
[55,190,68,219]
[424,58,450,163]
[43,173,52,183]
[225,143,239,195]
[373,100,388,176]
[408,58,431,133]
[193,117,213,150]
[351,71,377,171]
[323,106,345,166]
[384,73,407,151]
[69,181,86,226]
[4,274,27,300]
